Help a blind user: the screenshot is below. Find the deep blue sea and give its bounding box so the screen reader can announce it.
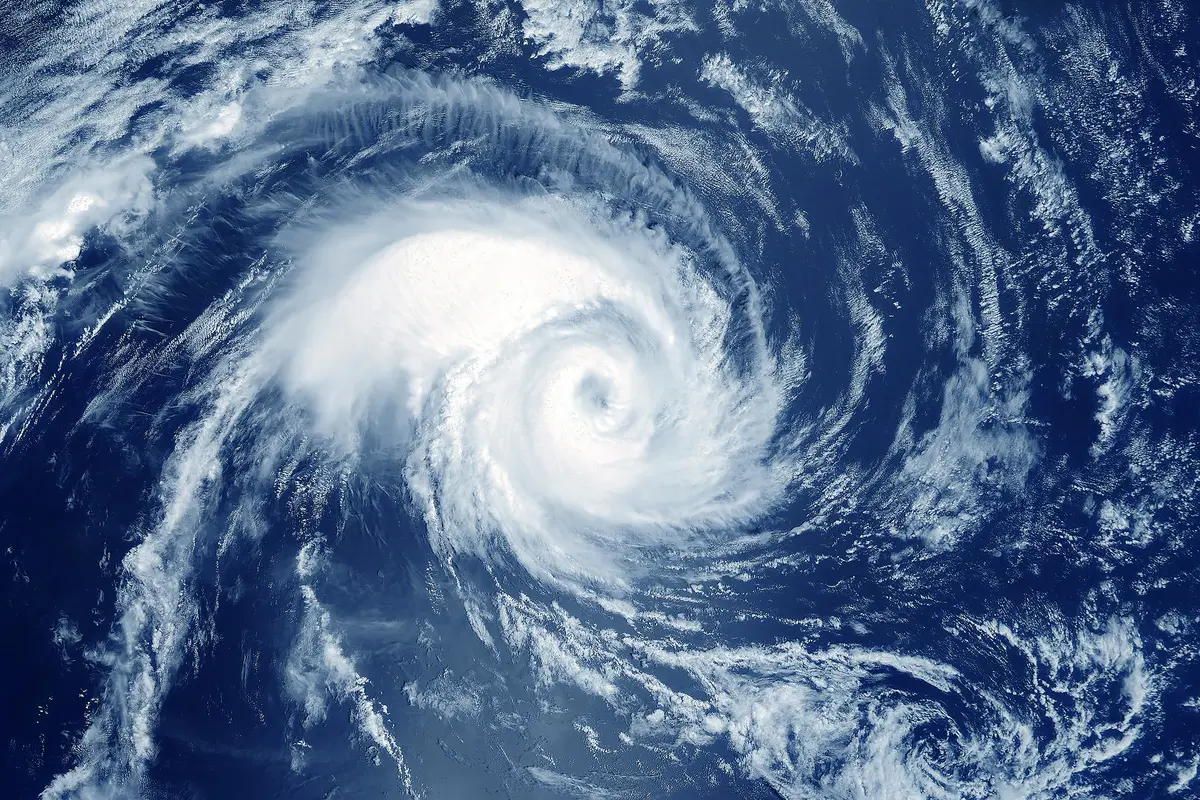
[2,0,1199,798]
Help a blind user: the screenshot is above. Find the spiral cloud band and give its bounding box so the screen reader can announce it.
[269,193,799,588]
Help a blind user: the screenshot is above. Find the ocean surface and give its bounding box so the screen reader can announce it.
[2,0,1199,797]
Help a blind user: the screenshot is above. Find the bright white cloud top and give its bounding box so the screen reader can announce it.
[268,195,799,588]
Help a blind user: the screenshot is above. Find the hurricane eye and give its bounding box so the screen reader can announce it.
[578,374,612,411]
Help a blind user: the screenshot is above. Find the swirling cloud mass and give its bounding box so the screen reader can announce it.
[271,192,798,588]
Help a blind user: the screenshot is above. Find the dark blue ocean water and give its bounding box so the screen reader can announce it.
[3,0,1200,798]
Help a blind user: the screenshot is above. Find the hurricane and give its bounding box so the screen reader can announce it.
[3,0,1199,798]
